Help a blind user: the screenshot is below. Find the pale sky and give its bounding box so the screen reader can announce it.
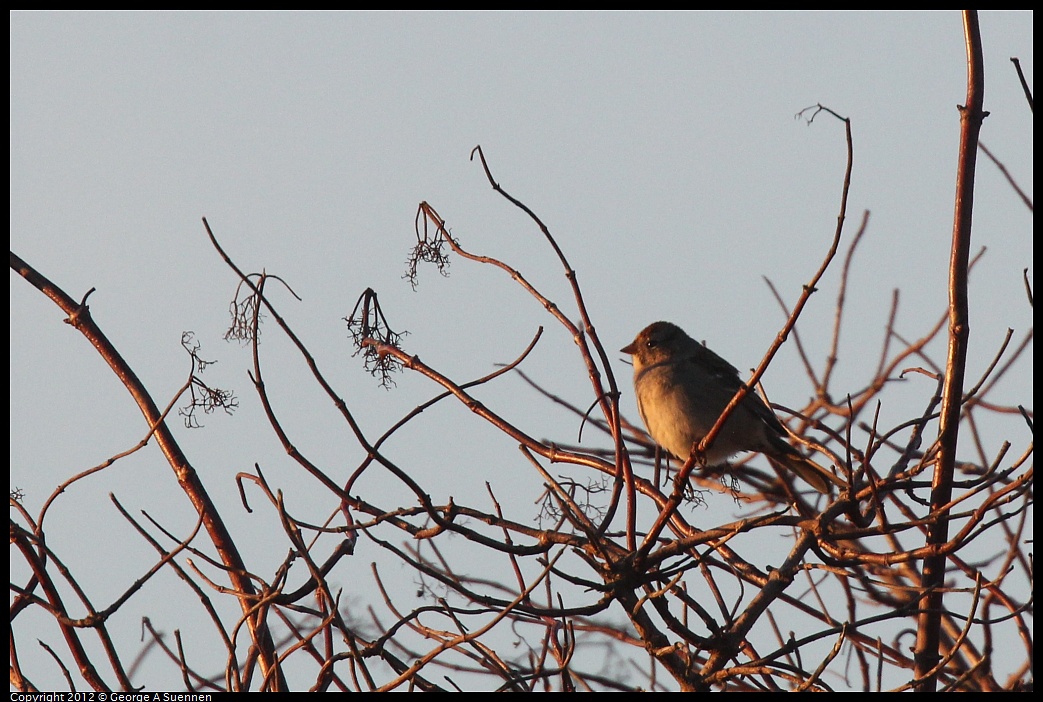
[10,11,1032,691]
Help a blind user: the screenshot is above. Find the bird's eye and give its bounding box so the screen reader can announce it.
[645,338,658,349]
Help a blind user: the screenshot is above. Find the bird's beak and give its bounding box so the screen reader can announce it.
[620,341,637,355]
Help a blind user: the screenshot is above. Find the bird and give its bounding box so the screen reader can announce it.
[620,321,844,495]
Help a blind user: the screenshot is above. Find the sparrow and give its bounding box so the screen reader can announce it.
[621,321,843,494]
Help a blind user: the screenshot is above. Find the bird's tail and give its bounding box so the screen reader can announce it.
[773,449,846,495]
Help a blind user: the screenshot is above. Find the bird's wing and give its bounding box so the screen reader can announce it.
[686,343,788,435]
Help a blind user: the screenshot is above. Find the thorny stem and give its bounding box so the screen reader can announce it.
[913,11,985,690]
